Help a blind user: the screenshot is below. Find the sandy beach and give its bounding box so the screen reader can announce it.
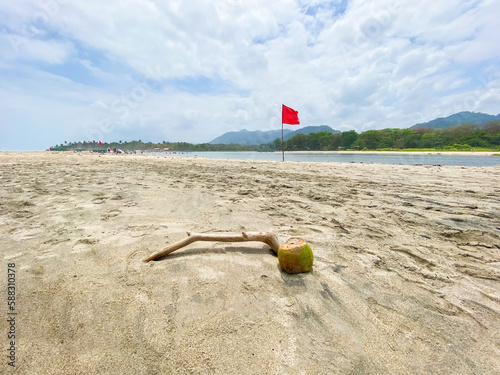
[1,151,499,374]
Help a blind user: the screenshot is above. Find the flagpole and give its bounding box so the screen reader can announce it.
[281,104,299,162]
[281,122,284,162]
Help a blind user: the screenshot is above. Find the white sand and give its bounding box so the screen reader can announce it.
[1,151,499,374]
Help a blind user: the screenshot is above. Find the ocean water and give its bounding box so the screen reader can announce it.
[155,151,500,167]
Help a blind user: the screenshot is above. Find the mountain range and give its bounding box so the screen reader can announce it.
[209,111,499,145]
[209,125,339,145]
[410,111,500,129]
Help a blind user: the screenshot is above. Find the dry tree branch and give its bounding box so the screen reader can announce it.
[143,230,281,262]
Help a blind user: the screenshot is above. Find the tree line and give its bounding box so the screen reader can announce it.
[51,121,500,152]
[50,139,263,152]
[276,121,500,151]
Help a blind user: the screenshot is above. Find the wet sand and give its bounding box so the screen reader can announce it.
[1,151,499,374]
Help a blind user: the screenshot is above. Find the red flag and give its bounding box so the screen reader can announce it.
[282,104,300,125]
[99,141,102,146]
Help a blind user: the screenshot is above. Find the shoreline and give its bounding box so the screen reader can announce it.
[278,150,499,156]
[2,150,499,157]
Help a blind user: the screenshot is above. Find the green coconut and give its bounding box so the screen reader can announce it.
[278,239,313,274]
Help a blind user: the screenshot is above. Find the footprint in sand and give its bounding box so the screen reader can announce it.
[101,209,122,221]
[92,197,107,204]
[127,223,167,237]
[70,244,93,255]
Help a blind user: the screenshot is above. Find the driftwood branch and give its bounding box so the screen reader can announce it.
[143,231,281,262]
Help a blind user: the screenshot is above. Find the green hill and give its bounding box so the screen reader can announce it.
[410,111,500,129]
[209,125,340,145]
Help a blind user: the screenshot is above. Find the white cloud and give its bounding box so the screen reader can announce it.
[22,38,73,64]
[0,0,499,150]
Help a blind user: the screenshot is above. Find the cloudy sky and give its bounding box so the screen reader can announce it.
[1,0,499,150]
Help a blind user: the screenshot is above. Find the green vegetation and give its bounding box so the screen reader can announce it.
[281,121,500,151]
[50,121,500,153]
[49,140,265,152]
